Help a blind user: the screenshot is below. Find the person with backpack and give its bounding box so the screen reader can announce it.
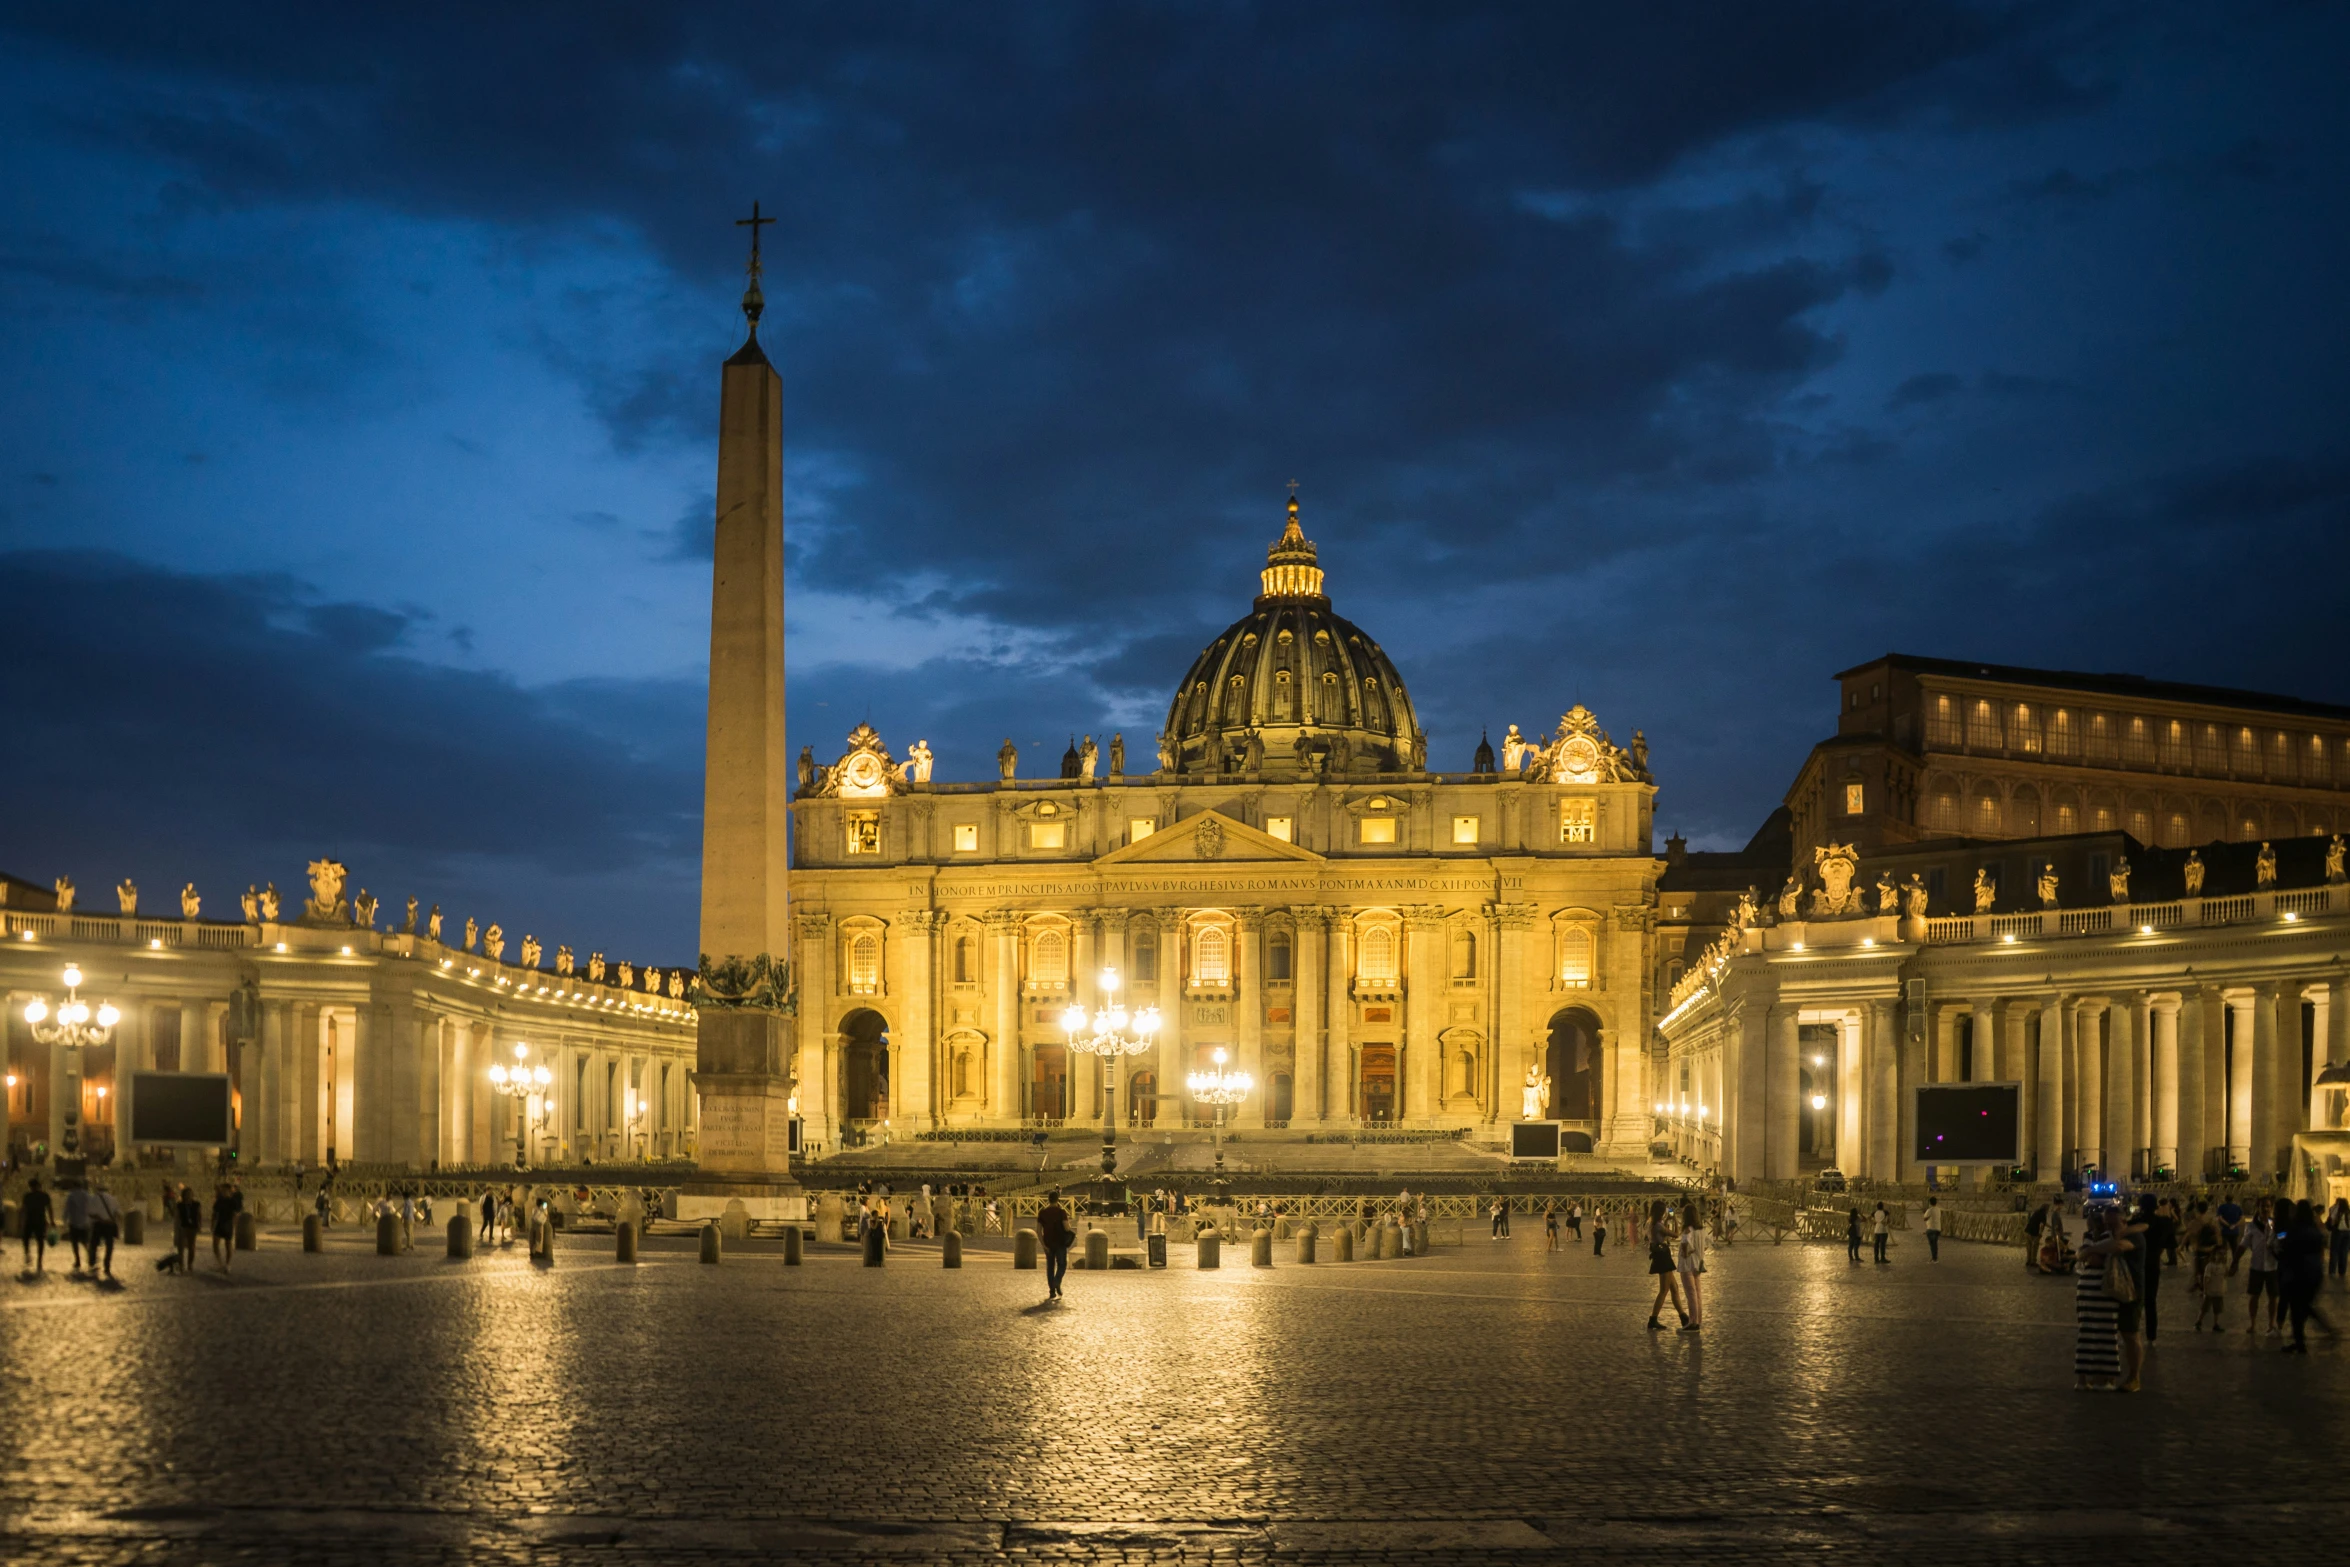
[62,1180,93,1274]
[17,1177,53,1272]
[1036,1188,1073,1302]
[173,1185,204,1274]
[88,1181,121,1280]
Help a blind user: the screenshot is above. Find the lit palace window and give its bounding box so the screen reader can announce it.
[1129,817,1156,842]
[1029,820,1066,849]
[954,822,979,852]
[1268,931,1292,982]
[1560,799,1595,843]
[1358,925,1397,984]
[847,933,880,994]
[1193,926,1230,984]
[1843,782,1865,815]
[1030,929,1067,986]
[1132,932,1158,983]
[1265,816,1293,842]
[1560,927,1593,987]
[846,811,880,855]
[952,935,975,985]
[1358,817,1396,845]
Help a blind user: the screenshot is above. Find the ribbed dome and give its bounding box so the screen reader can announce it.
[1162,496,1422,779]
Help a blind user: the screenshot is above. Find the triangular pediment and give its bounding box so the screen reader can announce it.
[1093,808,1324,866]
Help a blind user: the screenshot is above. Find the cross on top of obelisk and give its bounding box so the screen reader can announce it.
[735,201,775,333]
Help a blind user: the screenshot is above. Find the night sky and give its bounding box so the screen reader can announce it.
[4,4,2346,966]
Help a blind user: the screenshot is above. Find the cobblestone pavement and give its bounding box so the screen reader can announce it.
[2,1220,2344,1564]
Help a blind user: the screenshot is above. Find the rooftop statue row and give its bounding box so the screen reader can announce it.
[1497,706,1652,786]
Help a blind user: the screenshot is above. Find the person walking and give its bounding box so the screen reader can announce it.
[1498,1197,1511,1239]
[1846,1206,1863,1265]
[1871,1202,1891,1265]
[173,1184,203,1274]
[63,1180,93,1275]
[1923,1197,1942,1262]
[2024,1198,2050,1270]
[17,1176,52,1272]
[1567,1201,1583,1242]
[88,1181,121,1280]
[1676,1202,1709,1332]
[1646,1203,1688,1331]
[2243,1206,2280,1335]
[2074,1204,2138,1391]
[2276,1200,2334,1352]
[1543,1201,1559,1253]
[480,1189,498,1244]
[1592,1204,1608,1258]
[211,1181,244,1274]
[2327,1195,2350,1281]
[1036,1188,1073,1302]
[2130,1193,2178,1348]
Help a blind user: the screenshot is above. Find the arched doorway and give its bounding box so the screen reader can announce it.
[1032,1044,1068,1123]
[840,1009,890,1130]
[1359,1044,1397,1124]
[1543,1009,1602,1125]
[1127,1070,1157,1127]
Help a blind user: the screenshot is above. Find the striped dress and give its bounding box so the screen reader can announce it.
[2074,1256,2122,1380]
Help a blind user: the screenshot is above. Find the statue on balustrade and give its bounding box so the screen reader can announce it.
[117,879,137,916]
[241,885,259,923]
[796,745,817,795]
[2329,835,2346,885]
[1901,874,1928,918]
[1244,731,1266,773]
[463,916,479,951]
[180,883,200,919]
[1108,733,1124,777]
[260,883,281,921]
[589,952,606,982]
[1501,723,1531,775]
[520,934,542,970]
[354,890,378,929]
[905,738,935,784]
[556,945,574,977]
[1520,1063,1550,1122]
[668,971,685,999]
[1732,887,1760,930]
[53,875,74,912]
[643,966,661,993]
[997,738,1018,780]
[1078,735,1099,782]
[2037,866,2059,908]
[619,961,635,989]
[303,859,349,924]
[2108,858,2131,901]
[1327,733,1352,777]
[426,905,443,942]
[2256,841,2277,889]
[484,924,505,961]
[403,895,418,934]
[1876,873,1899,915]
[1776,875,1803,920]
[1972,867,1997,913]
[1157,730,1177,774]
[2183,851,2205,896]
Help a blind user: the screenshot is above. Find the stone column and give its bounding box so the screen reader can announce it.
[2325,978,2350,1131]
[896,910,942,1131]
[1493,905,1532,1127]
[2250,983,2286,1180]
[181,998,212,1074]
[2002,1001,2032,1158]
[1970,999,1998,1082]
[2104,993,2138,1179]
[1766,1004,1800,1181]
[988,911,1023,1124]
[1325,913,1352,1124]
[1073,913,1098,1121]
[1867,998,1899,1182]
[2035,997,2066,1179]
[795,912,831,1147]
[1835,1010,1862,1173]
[1293,909,1325,1125]
[2073,1000,2103,1175]
[1402,907,1444,1124]
[2175,991,2207,1177]
[1158,912,1186,1125]
[1933,1002,1958,1083]
[1899,994,1927,1183]
[2227,991,2256,1166]
[1235,909,1264,1125]
[2150,994,2181,1173]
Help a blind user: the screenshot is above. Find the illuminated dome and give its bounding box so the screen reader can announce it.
[1164,496,1421,778]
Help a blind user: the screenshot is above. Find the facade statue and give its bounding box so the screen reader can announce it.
[1520,1063,1550,1121]
[1078,735,1098,782]
[1408,730,1427,772]
[1774,875,1802,920]
[589,953,606,982]
[668,971,685,999]
[997,738,1018,780]
[905,739,934,784]
[1630,730,1651,781]
[2037,866,2059,908]
[1876,874,1898,915]
[484,924,505,962]
[2108,858,2131,901]
[644,966,661,993]
[1901,874,1928,918]
[117,879,138,916]
[1972,867,1996,913]
[354,890,377,929]
[1156,730,1177,774]
[796,746,816,794]
[618,961,636,990]
[1292,731,1314,772]
[1243,731,1265,773]
[520,934,542,970]
[1328,733,1352,776]
[426,905,443,942]
[180,882,200,919]
[556,945,574,977]
[260,883,281,921]
[53,875,74,912]
[1501,723,1529,774]
[1731,888,1759,930]
[241,885,260,923]
[2329,835,2346,884]
[463,916,479,952]
[2183,851,2205,896]
[1810,843,1862,917]
[304,858,349,923]
[404,895,418,934]
[1107,733,1124,777]
[2255,840,2277,889]
[1202,726,1227,774]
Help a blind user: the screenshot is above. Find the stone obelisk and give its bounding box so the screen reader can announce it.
[687,204,797,1215]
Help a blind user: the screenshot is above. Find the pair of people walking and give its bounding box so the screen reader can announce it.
[1646,1201,1706,1333]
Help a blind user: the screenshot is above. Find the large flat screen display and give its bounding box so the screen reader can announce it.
[1913,1082,2021,1164]
[129,1072,233,1145]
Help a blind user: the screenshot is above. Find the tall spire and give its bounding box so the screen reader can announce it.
[1260,487,1326,601]
[735,200,775,340]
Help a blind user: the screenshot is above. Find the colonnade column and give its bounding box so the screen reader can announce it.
[1724,1003,1766,1183]
[2255,984,2293,1180]
[1969,999,1997,1082]
[1155,913,1185,1126]
[1766,1004,1800,1181]
[2176,991,2208,1179]
[2150,994,2181,1174]
[1837,1010,1862,1174]
[898,909,942,1131]
[2034,997,2065,1179]
[1293,909,1324,1126]
[1899,991,1927,1182]
[1235,909,1264,1125]
[1402,907,1444,1124]
[1325,914,1352,1124]
[1867,998,1899,1182]
[2227,990,2257,1170]
[794,913,830,1147]
[2104,993,2139,1179]
[987,910,1023,1125]
[1934,1002,1958,1083]
[2072,1001,2103,1175]
[1493,905,1531,1129]
[1072,913,1098,1122]
[2002,1001,2032,1166]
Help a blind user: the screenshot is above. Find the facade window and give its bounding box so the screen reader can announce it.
[1358,817,1396,845]
[2307,734,2330,785]
[2093,803,2116,833]
[1929,789,1959,832]
[2269,731,2291,778]
[1194,926,1230,984]
[1268,931,1292,983]
[1975,792,2000,834]
[2127,808,2152,843]
[1132,932,1157,984]
[2161,719,2188,770]
[952,935,975,986]
[1129,817,1156,842]
[2055,800,2078,835]
[1843,782,1865,816]
[2012,704,2040,753]
[1358,925,1397,984]
[954,822,979,852]
[2165,812,2189,848]
[1560,798,1596,843]
[575,1057,589,1130]
[1928,695,1961,747]
[2198,723,2226,773]
[2049,708,2078,759]
[1967,699,2000,750]
[1452,814,1479,845]
[2086,713,2116,764]
[1265,816,1293,842]
[2123,717,2155,768]
[2233,727,2258,774]
[1030,929,1067,987]
[846,811,880,855]
[848,932,880,994]
[1452,928,1477,980]
[1560,927,1593,987]
[1029,820,1066,849]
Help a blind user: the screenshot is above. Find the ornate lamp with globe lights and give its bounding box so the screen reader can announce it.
[23,964,120,1163]
[1186,1046,1253,1190]
[1060,968,1161,1199]
[485,1042,552,1168]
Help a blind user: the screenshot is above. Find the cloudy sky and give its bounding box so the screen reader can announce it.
[3,3,2345,963]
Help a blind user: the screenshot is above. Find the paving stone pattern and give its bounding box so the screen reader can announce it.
[2,1223,2344,1564]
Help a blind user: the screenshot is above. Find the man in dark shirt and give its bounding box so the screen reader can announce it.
[2129,1194,2178,1345]
[1036,1189,1072,1303]
[18,1177,52,1272]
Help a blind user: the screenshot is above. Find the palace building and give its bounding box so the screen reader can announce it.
[783,497,1667,1158]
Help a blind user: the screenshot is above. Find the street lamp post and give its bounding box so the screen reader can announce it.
[486,1042,551,1169]
[1186,1046,1253,1191]
[24,965,120,1165]
[1060,968,1161,1196]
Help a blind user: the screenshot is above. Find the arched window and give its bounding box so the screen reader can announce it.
[1194,926,1229,984]
[1452,928,1477,980]
[952,934,974,986]
[1031,928,1067,986]
[1267,931,1292,983]
[1974,791,2001,834]
[1358,924,1397,984]
[1560,927,1593,987]
[848,932,881,994]
[1132,931,1158,983]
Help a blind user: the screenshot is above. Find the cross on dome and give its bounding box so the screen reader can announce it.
[1261,490,1324,600]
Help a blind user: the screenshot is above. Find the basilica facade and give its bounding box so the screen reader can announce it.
[783,499,1666,1157]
